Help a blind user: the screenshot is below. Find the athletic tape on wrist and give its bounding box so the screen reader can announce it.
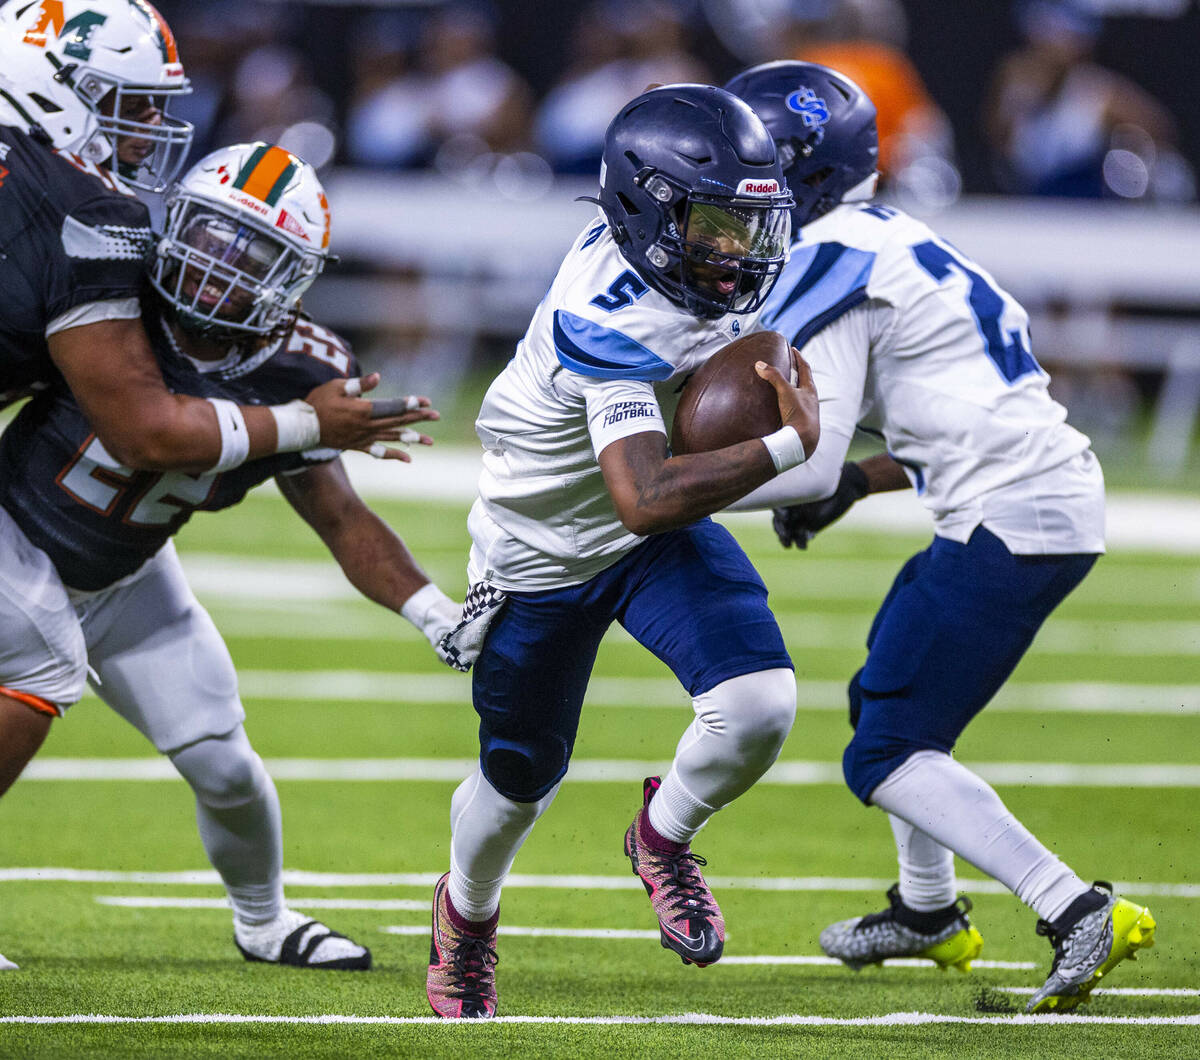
[761,425,807,473]
[205,397,250,473]
[401,583,456,643]
[270,399,321,453]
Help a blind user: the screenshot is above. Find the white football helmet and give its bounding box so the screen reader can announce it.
[149,142,333,341]
[0,0,191,191]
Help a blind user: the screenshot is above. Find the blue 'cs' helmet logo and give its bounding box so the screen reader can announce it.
[785,88,831,132]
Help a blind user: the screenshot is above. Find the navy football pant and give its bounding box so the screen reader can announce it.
[472,519,793,802]
[843,526,1096,803]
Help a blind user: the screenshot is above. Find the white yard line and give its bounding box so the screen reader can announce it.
[2,1011,1198,1026]
[337,448,1200,556]
[5,869,1192,900]
[125,670,1195,717]
[998,987,1200,998]
[95,896,427,911]
[20,756,1200,787]
[383,925,658,940]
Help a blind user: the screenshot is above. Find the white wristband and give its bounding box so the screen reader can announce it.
[205,398,249,473]
[401,583,460,645]
[270,399,321,453]
[761,425,807,473]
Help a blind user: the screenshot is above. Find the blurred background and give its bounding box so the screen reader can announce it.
[151,0,1200,486]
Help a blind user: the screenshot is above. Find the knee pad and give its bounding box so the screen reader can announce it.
[697,667,796,762]
[481,734,569,803]
[169,728,267,809]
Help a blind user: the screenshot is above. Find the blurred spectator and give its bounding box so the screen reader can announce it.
[984,0,1195,201]
[215,42,339,169]
[421,2,535,163]
[781,0,961,210]
[167,1,281,164]
[535,0,710,175]
[345,11,433,169]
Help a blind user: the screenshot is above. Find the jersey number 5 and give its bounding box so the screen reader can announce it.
[590,270,649,312]
[911,240,1040,384]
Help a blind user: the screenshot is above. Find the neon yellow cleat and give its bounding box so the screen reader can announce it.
[1026,883,1156,1013]
[819,884,984,972]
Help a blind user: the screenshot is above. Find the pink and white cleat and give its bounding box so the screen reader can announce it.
[624,776,725,967]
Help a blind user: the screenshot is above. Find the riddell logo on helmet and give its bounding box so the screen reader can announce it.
[737,179,780,196]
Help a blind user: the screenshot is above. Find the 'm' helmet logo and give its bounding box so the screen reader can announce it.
[785,88,831,131]
[22,3,109,60]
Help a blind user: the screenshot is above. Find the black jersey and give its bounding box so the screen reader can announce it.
[0,124,152,402]
[0,314,359,591]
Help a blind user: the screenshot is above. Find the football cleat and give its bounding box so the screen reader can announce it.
[1026,882,1156,1013]
[624,776,725,967]
[819,884,984,972]
[234,908,371,970]
[427,872,499,1019]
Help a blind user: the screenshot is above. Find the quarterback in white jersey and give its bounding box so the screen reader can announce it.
[428,85,819,1019]
[729,61,1154,1014]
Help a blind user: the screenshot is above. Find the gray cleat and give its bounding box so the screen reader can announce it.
[819,884,983,972]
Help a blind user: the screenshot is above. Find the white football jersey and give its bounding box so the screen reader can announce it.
[469,219,752,590]
[750,201,1104,554]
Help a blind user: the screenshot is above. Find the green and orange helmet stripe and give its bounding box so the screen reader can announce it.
[232,144,301,208]
[128,0,178,64]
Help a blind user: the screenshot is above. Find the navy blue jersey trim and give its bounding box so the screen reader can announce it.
[552,310,673,381]
[789,287,868,349]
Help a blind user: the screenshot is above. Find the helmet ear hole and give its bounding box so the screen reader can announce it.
[616,192,641,216]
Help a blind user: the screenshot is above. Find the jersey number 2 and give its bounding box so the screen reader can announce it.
[911,240,1040,384]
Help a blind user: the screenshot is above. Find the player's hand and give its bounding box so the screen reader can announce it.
[772,461,869,549]
[304,374,440,461]
[754,346,820,457]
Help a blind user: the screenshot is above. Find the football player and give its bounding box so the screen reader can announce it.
[0,0,415,897]
[0,143,460,970]
[726,61,1155,1012]
[425,84,820,1018]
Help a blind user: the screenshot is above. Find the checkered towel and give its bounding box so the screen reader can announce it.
[436,581,509,673]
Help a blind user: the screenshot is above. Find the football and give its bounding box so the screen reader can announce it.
[670,330,793,455]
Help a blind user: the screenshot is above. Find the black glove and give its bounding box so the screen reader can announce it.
[772,462,870,549]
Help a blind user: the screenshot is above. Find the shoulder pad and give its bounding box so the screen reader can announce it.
[761,242,876,348]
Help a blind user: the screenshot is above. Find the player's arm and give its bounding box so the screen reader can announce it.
[49,317,425,473]
[276,458,460,653]
[598,350,819,536]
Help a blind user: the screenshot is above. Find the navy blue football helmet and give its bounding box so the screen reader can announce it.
[724,62,879,230]
[595,84,793,319]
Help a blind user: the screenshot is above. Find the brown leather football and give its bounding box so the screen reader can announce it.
[670,330,792,455]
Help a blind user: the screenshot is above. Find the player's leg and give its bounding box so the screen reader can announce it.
[0,507,88,795]
[844,528,1153,1005]
[619,520,795,965]
[83,544,369,969]
[430,582,609,1017]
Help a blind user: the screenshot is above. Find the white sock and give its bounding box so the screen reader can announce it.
[170,730,284,926]
[870,751,1092,922]
[448,768,559,923]
[889,813,957,911]
[651,668,796,845]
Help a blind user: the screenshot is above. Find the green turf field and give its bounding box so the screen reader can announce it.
[1,488,1198,1058]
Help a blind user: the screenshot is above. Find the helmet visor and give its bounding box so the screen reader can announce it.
[154,202,292,334]
[678,200,790,313]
